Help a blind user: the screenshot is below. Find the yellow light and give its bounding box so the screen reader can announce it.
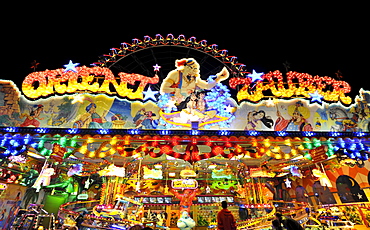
[234,70,351,104]
[272,146,280,152]
[284,139,292,146]
[274,154,282,159]
[263,139,271,147]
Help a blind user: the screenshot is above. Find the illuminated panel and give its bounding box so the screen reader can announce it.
[229,70,352,104]
[22,65,159,100]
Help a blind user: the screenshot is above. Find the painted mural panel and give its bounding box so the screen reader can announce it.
[1,57,369,131]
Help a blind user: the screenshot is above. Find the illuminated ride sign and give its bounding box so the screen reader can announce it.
[171,179,198,189]
[22,64,159,100]
[229,70,352,104]
[21,61,351,105]
[11,37,365,133]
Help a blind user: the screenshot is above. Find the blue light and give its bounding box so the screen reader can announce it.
[302,131,315,137]
[276,131,287,136]
[128,129,140,135]
[10,139,19,147]
[97,129,110,135]
[357,143,365,151]
[110,224,127,230]
[160,130,171,135]
[67,128,79,134]
[4,127,18,132]
[24,134,33,145]
[35,128,48,133]
[219,130,230,136]
[330,132,341,137]
[0,133,36,158]
[355,132,366,137]
[247,130,259,136]
[191,130,199,135]
[349,143,356,151]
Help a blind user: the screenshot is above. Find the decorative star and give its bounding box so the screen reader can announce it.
[308,90,324,103]
[64,60,79,72]
[153,64,161,71]
[357,193,363,199]
[224,104,235,113]
[265,98,275,107]
[247,69,264,82]
[285,178,292,188]
[143,86,159,101]
[167,98,177,110]
[206,186,211,193]
[70,94,85,104]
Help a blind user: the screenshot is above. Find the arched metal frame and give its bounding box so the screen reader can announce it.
[92,33,248,79]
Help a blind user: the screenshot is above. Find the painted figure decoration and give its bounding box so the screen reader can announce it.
[0,53,368,132]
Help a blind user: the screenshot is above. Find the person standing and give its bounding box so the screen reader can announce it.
[217,201,236,230]
[271,219,283,230]
[275,212,303,230]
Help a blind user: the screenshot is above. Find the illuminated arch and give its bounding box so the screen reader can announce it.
[93,33,248,78]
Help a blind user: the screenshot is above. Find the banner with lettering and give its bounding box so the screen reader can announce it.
[0,57,368,132]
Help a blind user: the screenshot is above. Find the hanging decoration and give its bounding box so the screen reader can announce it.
[284,178,292,188]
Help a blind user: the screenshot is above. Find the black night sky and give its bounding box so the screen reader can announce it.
[1,6,366,100]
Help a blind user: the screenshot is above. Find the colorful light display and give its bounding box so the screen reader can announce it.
[229,70,352,104]
[15,66,360,134]
[5,33,370,230]
[22,65,159,100]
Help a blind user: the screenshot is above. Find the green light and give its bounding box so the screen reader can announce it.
[304,153,312,160]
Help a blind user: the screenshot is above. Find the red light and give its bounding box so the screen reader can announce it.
[212,146,224,155]
[160,145,173,154]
